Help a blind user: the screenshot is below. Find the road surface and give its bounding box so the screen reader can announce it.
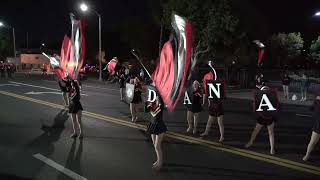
[0,76,319,180]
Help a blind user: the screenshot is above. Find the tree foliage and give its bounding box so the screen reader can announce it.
[0,31,12,60]
[270,32,304,64]
[310,35,320,64]
[162,0,247,65]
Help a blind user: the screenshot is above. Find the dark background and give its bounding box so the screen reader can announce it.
[1,0,320,61]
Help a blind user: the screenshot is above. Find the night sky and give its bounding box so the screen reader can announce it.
[246,0,320,43]
[1,0,320,59]
[0,0,154,58]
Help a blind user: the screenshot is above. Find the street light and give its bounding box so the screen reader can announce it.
[79,2,103,81]
[315,11,320,16]
[80,3,88,12]
[0,21,16,58]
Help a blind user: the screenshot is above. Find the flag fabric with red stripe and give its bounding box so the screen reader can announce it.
[59,35,72,78]
[152,14,192,112]
[107,58,118,74]
[202,72,215,95]
[54,14,86,80]
[54,67,66,80]
[258,49,265,66]
[69,14,86,80]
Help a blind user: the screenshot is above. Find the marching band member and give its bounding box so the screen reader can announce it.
[58,76,71,108]
[186,80,203,134]
[200,91,225,143]
[119,72,126,101]
[130,77,142,122]
[146,93,167,170]
[69,80,84,139]
[245,86,277,155]
[303,95,320,161]
[200,68,225,143]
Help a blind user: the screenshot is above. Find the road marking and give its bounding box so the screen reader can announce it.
[25,91,63,95]
[43,80,119,91]
[9,81,60,91]
[296,114,312,118]
[33,153,88,180]
[24,91,88,96]
[42,80,57,83]
[1,90,320,176]
[9,81,88,96]
[82,84,119,91]
[0,84,21,87]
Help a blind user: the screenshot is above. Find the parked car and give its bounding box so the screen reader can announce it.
[27,68,53,76]
[29,68,43,75]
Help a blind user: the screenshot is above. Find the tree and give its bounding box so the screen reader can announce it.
[270,32,304,66]
[0,31,12,60]
[310,36,320,64]
[162,0,245,65]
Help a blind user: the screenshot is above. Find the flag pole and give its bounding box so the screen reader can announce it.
[131,49,152,79]
[208,60,217,80]
[42,52,60,69]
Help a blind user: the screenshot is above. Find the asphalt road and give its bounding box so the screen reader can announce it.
[0,76,319,180]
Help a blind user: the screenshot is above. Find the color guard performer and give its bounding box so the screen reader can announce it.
[245,86,278,155]
[146,91,167,170]
[69,80,84,139]
[186,80,203,134]
[303,95,320,161]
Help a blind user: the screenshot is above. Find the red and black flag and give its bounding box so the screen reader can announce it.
[253,40,265,66]
[56,14,86,80]
[69,14,86,80]
[59,35,72,79]
[152,14,192,112]
[202,72,215,95]
[202,71,226,102]
[107,58,118,74]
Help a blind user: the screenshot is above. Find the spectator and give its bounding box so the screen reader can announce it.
[119,73,126,101]
[0,63,5,78]
[42,65,48,76]
[140,69,145,82]
[282,72,291,99]
[6,64,12,78]
[125,66,130,76]
[300,73,309,101]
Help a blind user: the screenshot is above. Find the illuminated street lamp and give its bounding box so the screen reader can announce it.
[80,3,88,12]
[79,2,103,81]
[315,11,320,16]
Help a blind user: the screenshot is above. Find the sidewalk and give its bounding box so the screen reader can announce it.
[227,89,314,106]
[12,72,315,106]
[84,77,315,107]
